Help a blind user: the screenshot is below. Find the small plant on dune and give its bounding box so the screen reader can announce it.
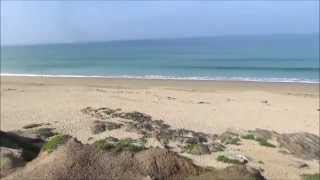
[258,160,264,164]
[222,137,241,145]
[302,174,320,180]
[228,137,241,145]
[184,144,204,155]
[255,137,276,148]
[241,134,276,148]
[94,140,115,151]
[94,138,145,152]
[43,134,68,153]
[114,138,145,152]
[241,134,255,140]
[216,155,242,164]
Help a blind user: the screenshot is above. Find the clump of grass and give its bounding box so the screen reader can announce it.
[222,137,241,145]
[241,134,255,140]
[216,155,242,164]
[115,138,145,152]
[43,134,68,153]
[228,137,241,145]
[258,160,264,164]
[241,134,276,148]
[255,137,276,148]
[184,144,194,153]
[301,174,320,180]
[94,140,115,151]
[183,144,208,155]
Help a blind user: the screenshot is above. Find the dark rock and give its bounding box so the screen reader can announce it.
[153,120,170,129]
[0,147,25,177]
[198,101,210,104]
[167,96,176,100]
[276,132,320,160]
[8,130,39,141]
[90,122,106,134]
[105,122,122,130]
[183,144,210,155]
[117,111,152,122]
[96,107,120,115]
[175,129,195,137]
[136,122,154,132]
[80,106,94,114]
[219,131,241,145]
[22,123,42,129]
[125,123,145,135]
[0,131,43,162]
[9,128,56,143]
[34,128,57,139]
[208,142,225,152]
[291,161,309,169]
[81,107,121,120]
[187,165,266,180]
[4,88,16,91]
[185,136,208,144]
[185,137,201,144]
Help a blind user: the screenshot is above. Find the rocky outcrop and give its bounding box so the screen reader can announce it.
[0,147,25,177]
[90,120,123,134]
[90,121,107,134]
[0,131,43,161]
[81,107,224,155]
[82,107,320,162]
[10,128,57,142]
[0,130,44,177]
[276,132,320,160]
[246,129,320,160]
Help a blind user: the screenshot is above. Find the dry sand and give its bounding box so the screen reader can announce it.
[1,76,319,179]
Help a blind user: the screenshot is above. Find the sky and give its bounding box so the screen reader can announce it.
[1,1,319,45]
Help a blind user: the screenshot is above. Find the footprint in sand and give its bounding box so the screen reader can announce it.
[198,101,210,104]
[167,96,177,100]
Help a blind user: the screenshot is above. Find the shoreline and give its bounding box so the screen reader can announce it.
[1,73,319,84]
[1,76,318,96]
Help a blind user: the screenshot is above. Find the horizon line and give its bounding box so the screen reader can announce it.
[1,32,319,47]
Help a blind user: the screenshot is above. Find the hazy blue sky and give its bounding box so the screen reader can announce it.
[1,1,319,45]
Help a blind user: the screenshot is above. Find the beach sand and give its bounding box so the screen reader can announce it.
[1,76,319,179]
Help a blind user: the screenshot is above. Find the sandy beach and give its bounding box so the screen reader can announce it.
[1,76,319,179]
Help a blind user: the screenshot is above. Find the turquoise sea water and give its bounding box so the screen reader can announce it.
[1,34,319,83]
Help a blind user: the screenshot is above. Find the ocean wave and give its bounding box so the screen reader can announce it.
[164,66,320,71]
[1,73,319,84]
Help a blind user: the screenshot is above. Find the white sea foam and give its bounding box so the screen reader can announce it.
[1,73,319,84]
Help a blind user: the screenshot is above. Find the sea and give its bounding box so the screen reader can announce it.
[1,34,319,83]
